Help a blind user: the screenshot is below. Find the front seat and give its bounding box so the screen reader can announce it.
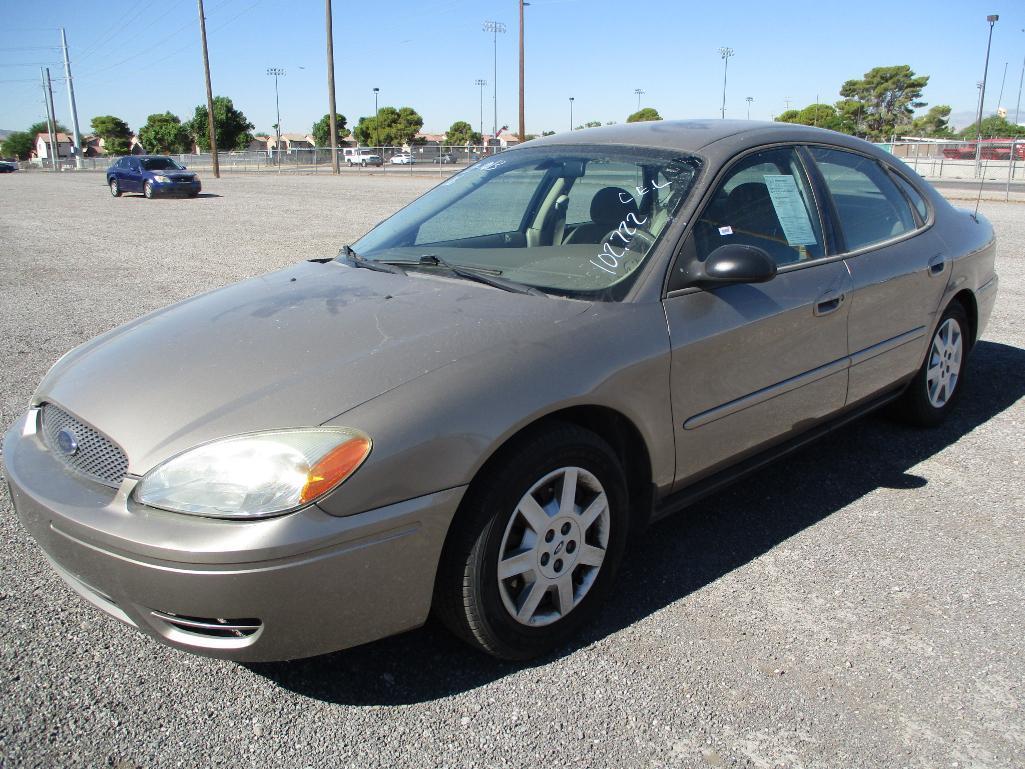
[722,182,797,265]
[564,187,639,244]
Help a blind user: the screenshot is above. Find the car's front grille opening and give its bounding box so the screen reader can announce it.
[149,611,262,639]
[40,403,128,487]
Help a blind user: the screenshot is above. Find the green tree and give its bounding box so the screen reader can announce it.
[27,120,69,137]
[542,130,556,136]
[445,120,481,145]
[627,107,662,123]
[2,131,35,159]
[138,112,191,154]
[90,115,133,155]
[353,106,424,146]
[958,114,1025,139]
[910,105,953,138]
[575,120,602,129]
[189,96,255,152]
[311,113,350,146]
[775,104,843,131]
[839,65,929,140]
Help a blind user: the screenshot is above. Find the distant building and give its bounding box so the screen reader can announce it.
[34,132,72,161]
[267,133,316,152]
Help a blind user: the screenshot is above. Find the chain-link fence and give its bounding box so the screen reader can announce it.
[14,145,509,174]
[880,139,1025,183]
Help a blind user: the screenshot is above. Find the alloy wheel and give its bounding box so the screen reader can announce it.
[926,318,963,408]
[496,466,610,627]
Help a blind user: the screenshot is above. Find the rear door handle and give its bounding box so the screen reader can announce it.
[928,253,947,276]
[814,292,845,316]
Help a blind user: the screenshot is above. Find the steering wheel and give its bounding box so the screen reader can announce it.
[596,226,656,275]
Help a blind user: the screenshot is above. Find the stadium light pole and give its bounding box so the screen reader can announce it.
[373,87,380,150]
[475,79,487,141]
[634,88,644,111]
[746,96,753,120]
[1015,29,1024,125]
[267,68,285,165]
[975,14,999,137]
[718,47,734,119]
[483,20,506,143]
[569,97,574,130]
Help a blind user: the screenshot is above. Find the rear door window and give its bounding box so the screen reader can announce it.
[808,147,918,251]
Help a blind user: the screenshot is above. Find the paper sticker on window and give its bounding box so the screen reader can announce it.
[763,174,817,246]
[718,225,733,236]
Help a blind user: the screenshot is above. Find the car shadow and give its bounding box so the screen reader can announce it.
[248,339,1025,705]
[121,193,222,200]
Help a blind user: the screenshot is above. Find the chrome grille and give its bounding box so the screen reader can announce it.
[40,403,128,487]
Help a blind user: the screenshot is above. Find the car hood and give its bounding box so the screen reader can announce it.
[36,261,590,474]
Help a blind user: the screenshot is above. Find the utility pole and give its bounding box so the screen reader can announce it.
[1016,29,1025,125]
[746,96,753,120]
[718,47,734,119]
[634,88,644,111]
[40,68,58,172]
[569,97,574,131]
[483,21,506,142]
[326,0,339,173]
[996,61,1009,109]
[518,1,527,141]
[976,14,999,138]
[197,0,220,177]
[60,28,83,169]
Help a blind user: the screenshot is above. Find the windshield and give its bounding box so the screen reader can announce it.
[350,145,701,300]
[141,157,184,171]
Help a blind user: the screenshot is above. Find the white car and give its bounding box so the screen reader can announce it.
[390,153,414,165]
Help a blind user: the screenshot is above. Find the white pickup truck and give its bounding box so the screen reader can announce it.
[342,148,383,167]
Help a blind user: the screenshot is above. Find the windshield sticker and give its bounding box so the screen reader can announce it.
[719,225,733,236]
[476,158,507,172]
[763,174,817,245]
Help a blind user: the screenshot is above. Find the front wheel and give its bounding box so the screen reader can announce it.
[895,301,970,427]
[143,181,154,199]
[109,179,121,197]
[434,423,629,660]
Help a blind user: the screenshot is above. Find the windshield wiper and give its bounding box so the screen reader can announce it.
[378,254,546,297]
[338,244,407,275]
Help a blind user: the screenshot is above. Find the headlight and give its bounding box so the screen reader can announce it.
[153,174,171,183]
[133,428,371,519]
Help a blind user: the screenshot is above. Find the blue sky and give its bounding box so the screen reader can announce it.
[1,0,1023,138]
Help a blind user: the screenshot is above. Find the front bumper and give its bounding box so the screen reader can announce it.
[150,179,201,196]
[2,410,464,661]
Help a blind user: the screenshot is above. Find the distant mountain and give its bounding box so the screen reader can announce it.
[0,129,14,139]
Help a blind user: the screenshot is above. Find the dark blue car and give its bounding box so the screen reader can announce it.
[106,155,201,199]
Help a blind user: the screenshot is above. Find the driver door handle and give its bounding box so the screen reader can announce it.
[814,292,845,317]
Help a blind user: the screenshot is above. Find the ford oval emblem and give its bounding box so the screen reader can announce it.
[56,429,79,456]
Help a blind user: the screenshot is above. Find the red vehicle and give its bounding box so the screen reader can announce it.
[942,139,1025,160]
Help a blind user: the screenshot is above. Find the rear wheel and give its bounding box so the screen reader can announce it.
[895,301,970,427]
[434,423,629,660]
[143,181,154,199]
[109,179,121,197]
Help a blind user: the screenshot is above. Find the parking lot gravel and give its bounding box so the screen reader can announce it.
[1,171,1022,769]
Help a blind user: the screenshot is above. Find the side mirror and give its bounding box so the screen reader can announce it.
[685,243,777,287]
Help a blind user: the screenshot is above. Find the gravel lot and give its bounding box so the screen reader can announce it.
[1,172,1022,769]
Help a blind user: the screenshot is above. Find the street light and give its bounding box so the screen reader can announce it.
[976,14,999,137]
[718,47,734,119]
[1014,29,1024,125]
[483,20,506,143]
[634,88,644,111]
[373,86,380,150]
[569,97,574,130]
[266,67,285,165]
[746,96,753,120]
[475,79,487,143]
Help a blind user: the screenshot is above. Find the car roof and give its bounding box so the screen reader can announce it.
[522,119,887,162]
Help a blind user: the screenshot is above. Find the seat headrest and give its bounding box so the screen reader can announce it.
[590,187,638,228]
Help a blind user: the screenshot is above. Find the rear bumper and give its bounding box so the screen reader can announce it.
[3,410,464,661]
[976,273,998,340]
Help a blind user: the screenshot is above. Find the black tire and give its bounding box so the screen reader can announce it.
[434,422,630,660]
[109,179,121,197]
[895,301,970,427]
[360,160,367,167]
[143,181,154,199]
